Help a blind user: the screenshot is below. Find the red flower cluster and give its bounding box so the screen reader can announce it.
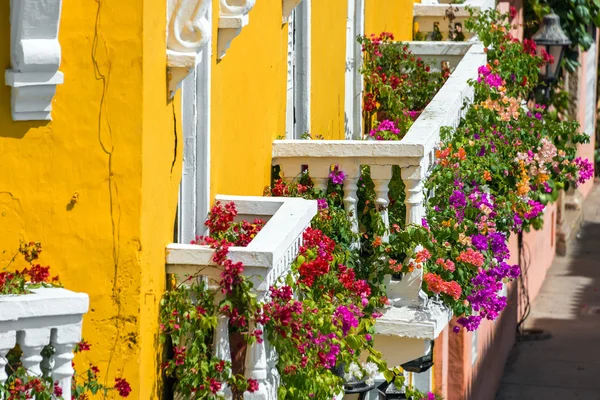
[523,38,536,56]
[338,265,371,299]
[114,377,132,397]
[271,179,290,197]
[21,264,50,283]
[297,228,336,287]
[424,273,462,300]
[205,201,237,233]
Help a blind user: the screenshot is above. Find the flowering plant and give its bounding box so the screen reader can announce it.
[2,340,130,400]
[0,242,61,295]
[358,33,451,140]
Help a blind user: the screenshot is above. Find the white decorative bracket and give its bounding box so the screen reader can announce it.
[282,0,302,23]
[167,0,211,99]
[217,0,256,59]
[5,0,64,121]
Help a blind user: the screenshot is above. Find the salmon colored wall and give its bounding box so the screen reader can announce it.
[0,0,180,397]
[576,45,598,200]
[436,205,557,400]
[210,1,288,198]
[365,0,416,41]
[310,0,348,140]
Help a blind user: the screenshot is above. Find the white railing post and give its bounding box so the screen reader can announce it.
[244,323,270,400]
[213,297,233,398]
[51,325,82,400]
[17,328,51,377]
[342,164,360,235]
[0,332,16,386]
[371,165,392,239]
[401,165,426,226]
[308,162,331,193]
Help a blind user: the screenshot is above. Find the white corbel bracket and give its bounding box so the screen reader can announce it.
[5,0,64,121]
[218,0,256,59]
[282,0,302,23]
[167,0,211,99]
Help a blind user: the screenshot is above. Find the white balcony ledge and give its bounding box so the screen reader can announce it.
[375,301,452,340]
[166,195,317,294]
[0,288,89,399]
[414,0,496,41]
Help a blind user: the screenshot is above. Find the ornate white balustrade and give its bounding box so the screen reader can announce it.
[272,42,485,380]
[414,0,496,41]
[0,288,89,398]
[166,195,317,399]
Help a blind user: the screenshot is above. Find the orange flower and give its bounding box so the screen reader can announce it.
[455,147,467,161]
[483,171,492,181]
[372,236,383,247]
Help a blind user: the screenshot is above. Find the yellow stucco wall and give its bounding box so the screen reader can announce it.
[210,0,288,199]
[365,0,416,41]
[311,1,348,140]
[0,0,180,397]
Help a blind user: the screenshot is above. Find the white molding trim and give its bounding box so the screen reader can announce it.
[294,0,311,138]
[166,0,211,99]
[282,0,302,23]
[217,0,256,59]
[5,0,64,121]
[178,14,212,243]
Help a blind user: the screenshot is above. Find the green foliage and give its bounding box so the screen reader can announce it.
[525,0,600,72]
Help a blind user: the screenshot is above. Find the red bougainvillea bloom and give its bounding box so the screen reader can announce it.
[114,378,132,397]
[247,379,259,393]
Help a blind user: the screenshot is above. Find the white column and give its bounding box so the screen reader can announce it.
[371,165,392,239]
[308,162,331,193]
[51,324,82,400]
[341,164,360,235]
[213,313,233,398]
[401,165,426,226]
[0,331,16,386]
[244,323,270,400]
[17,328,51,377]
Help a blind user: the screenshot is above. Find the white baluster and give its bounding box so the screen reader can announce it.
[213,295,233,399]
[342,164,360,236]
[244,323,269,400]
[307,162,331,193]
[0,331,16,386]
[265,336,280,399]
[371,165,392,241]
[51,324,82,400]
[17,328,51,377]
[277,160,301,184]
[401,165,426,226]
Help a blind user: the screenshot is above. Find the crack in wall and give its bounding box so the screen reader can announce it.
[91,0,123,392]
[171,101,178,174]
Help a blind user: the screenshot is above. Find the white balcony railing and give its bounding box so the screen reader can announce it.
[414,0,496,41]
[166,195,317,399]
[272,42,485,370]
[0,288,89,399]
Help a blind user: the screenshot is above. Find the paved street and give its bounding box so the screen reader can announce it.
[496,183,600,400]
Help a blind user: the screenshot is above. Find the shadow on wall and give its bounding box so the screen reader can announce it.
[495,214,600,399]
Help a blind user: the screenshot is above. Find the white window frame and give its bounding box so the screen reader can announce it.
[178,2,212,244]
[285,0,311,139]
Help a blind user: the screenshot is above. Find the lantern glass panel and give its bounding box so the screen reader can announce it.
[547,44,564,78]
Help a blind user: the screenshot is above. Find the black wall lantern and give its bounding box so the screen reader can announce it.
[532,12,571,90]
